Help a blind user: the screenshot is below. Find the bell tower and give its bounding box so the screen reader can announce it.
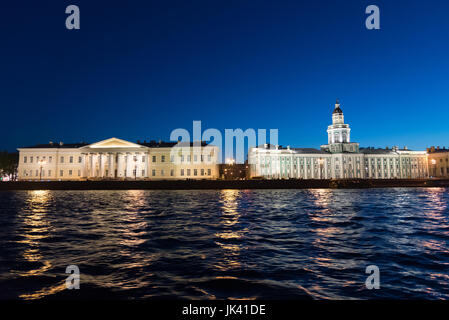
[321,100,359,153]
[327,100,351,144]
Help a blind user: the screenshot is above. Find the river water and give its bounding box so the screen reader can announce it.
[0,188,448,300]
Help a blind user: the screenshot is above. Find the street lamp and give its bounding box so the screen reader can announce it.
[38,159,46,181]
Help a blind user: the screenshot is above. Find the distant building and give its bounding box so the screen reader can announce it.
[17,138,219,181]
[427,146,449,177]
[249,101,429,179]
[219,163,248,180]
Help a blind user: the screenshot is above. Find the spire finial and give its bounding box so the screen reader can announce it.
[335,99,340,106]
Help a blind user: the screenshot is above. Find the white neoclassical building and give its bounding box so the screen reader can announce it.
[17,138,219,181]
[249,101,429,179]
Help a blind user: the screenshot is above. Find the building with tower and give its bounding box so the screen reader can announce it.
[248,100,429,179]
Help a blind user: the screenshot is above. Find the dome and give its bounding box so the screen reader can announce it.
[333,99,343,114]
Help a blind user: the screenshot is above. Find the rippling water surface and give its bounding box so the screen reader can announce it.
[0,188,448,300]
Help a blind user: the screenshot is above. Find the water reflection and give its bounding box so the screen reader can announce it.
[12,191,65,299]
[1,188,448,300]
[214,190,246,271]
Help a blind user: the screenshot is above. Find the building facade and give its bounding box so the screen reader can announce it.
[249,101,429,179]
[427,146,449,177]
[17,138,219,181]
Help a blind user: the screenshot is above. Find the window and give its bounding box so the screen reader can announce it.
[208,169,211,176]
[69,156,73,163]
[60,156,64,163]
[142,156,145,162]
[208,155,211,162]
[187,169,191,176]
[170,155,174,163]
[200,155,204,162]
[142,170,145,176]
[187,155,191,162]
[161,169,165,176]
[24,156,27,163]
[69,170,73,176]
[201,169,204,176]
[78,156,82,163]
[30,156,33,163]
[194,155,198,162]
[152,156,156,163]
[49,156,52,163]
[181,155,184,162]
[170,169,174,176]
[181,169,184,176]
[152,169,156,176]
[60,170,63,177]
[48,170,51,176]
[194,169,198,176]
[161,155,165,162]
[36,170,38,176]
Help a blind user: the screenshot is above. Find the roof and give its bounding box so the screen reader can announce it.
[292,148,329,154]
[138,141,209,148]
[359,147,414,154]
[333,100,343,114]
[21,142,89,149]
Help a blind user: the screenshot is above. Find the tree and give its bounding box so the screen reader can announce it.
[0,151,19,181]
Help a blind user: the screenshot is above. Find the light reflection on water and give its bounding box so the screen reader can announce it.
[0,188,448,299]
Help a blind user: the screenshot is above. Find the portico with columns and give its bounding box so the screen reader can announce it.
[80,138,149,179]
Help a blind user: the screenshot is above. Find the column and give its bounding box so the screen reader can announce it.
[117,153,123,178]
[89,153,94,178]
[108,153,114,178]
[99,153,103,178]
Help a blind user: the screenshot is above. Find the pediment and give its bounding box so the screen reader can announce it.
[82,137,145,149]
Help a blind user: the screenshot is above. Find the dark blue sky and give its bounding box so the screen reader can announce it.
[1,0,448,151]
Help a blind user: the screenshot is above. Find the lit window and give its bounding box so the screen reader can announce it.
[152,156,156,163]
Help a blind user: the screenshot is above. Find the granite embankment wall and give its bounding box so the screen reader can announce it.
[1,179,449,190]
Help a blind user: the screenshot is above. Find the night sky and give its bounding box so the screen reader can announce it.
[1,0,449,151]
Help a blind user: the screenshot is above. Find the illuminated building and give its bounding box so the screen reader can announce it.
[17,138,219,181]
[248,101,429,179]
[427,146,449,177]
